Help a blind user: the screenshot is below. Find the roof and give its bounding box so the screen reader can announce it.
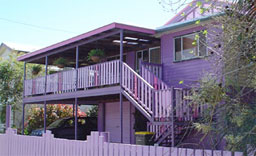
[17,22,155,62]
[156,13,223,33]
[163,0,228,26]
[3,42,39,53]
[0,43,31,55]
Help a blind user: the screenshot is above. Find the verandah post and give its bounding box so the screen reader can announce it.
[75,46,79,140]
[22,62,26,135]
[120,29,124,143]
[44,56,48,133]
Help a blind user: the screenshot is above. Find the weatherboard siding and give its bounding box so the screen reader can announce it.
[126,51,135,69]
[161,26,212,87]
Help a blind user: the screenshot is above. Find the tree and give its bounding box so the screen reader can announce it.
[161,0,256,152]
[189,0,256,153]
[0,55,24,125]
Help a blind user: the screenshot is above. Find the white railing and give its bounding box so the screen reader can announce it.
[140,61,162,79]
[122,63,173,120]
[147,122,171,140]
[122,63,154,116]
[141,62,168,90]
[24,76,45,96]
[0,128,243,156]
[24,79,33,96]
[46,72,59,93]
[78,60,120,88]
[174,88,205,121]
[24,60,120,96]
[154,89,172,120]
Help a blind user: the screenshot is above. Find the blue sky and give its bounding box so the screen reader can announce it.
[0,0,176,50]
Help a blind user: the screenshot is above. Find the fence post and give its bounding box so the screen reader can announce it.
[43,130,54,156]
[100,131,110,142]
[5,105,12,129]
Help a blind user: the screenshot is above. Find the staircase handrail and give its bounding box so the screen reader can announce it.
[140,61,169,90]
[123,63,154,89]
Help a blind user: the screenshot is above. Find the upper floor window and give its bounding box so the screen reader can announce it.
[136,47,161,71]
[174,32,207,61]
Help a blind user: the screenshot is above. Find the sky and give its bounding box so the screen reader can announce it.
[0,0,176,51]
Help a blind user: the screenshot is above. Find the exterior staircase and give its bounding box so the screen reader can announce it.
[24,58,199,146]
[121,61,201,146]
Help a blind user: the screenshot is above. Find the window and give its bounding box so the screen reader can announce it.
[136,49,148,71]
[135,47,161,71]
[149,47,161,64]
[174,32,207,61]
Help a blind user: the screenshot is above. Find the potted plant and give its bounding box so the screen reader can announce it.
[87,49,105,63]
[31,65,42,75]
[53,57,68,68]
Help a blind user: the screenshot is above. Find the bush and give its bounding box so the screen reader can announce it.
[25,104,86,134]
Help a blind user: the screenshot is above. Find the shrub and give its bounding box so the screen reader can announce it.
[25,104,86,134]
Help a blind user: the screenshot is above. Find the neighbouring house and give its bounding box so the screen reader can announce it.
[0,42,35,59]
[17,0,227,149]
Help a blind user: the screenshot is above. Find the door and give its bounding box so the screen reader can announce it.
[105,102,131,143]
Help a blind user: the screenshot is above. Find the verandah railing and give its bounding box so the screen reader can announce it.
[140,61,167,90]
[24,60,120,96]
[140,61,162,79]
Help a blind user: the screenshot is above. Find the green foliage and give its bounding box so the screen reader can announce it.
[25,104,86,133]
[0,55,24,123]
[86,105,98,117]
[190,0,256,152]
[87,49,105,61]
[53,57,68,67]
[49,70,57,75]
[31,65,42,75]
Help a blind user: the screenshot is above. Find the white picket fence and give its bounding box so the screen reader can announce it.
[0,128,243,156]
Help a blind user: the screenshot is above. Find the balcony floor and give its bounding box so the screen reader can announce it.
[23,86,121,104]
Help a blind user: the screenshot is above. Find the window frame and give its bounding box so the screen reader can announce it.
[173,31,208,62]
[149,46,161,64]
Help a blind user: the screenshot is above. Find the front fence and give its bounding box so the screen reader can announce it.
[0,129,243,156]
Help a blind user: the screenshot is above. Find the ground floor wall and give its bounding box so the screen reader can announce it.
[98,101,135,144]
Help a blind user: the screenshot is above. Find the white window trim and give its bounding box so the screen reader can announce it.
[149,46,161,63]
[173,32,208,62]
[135,49,148,71]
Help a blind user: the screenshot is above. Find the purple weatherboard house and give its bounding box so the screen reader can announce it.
[18,0,226,149]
